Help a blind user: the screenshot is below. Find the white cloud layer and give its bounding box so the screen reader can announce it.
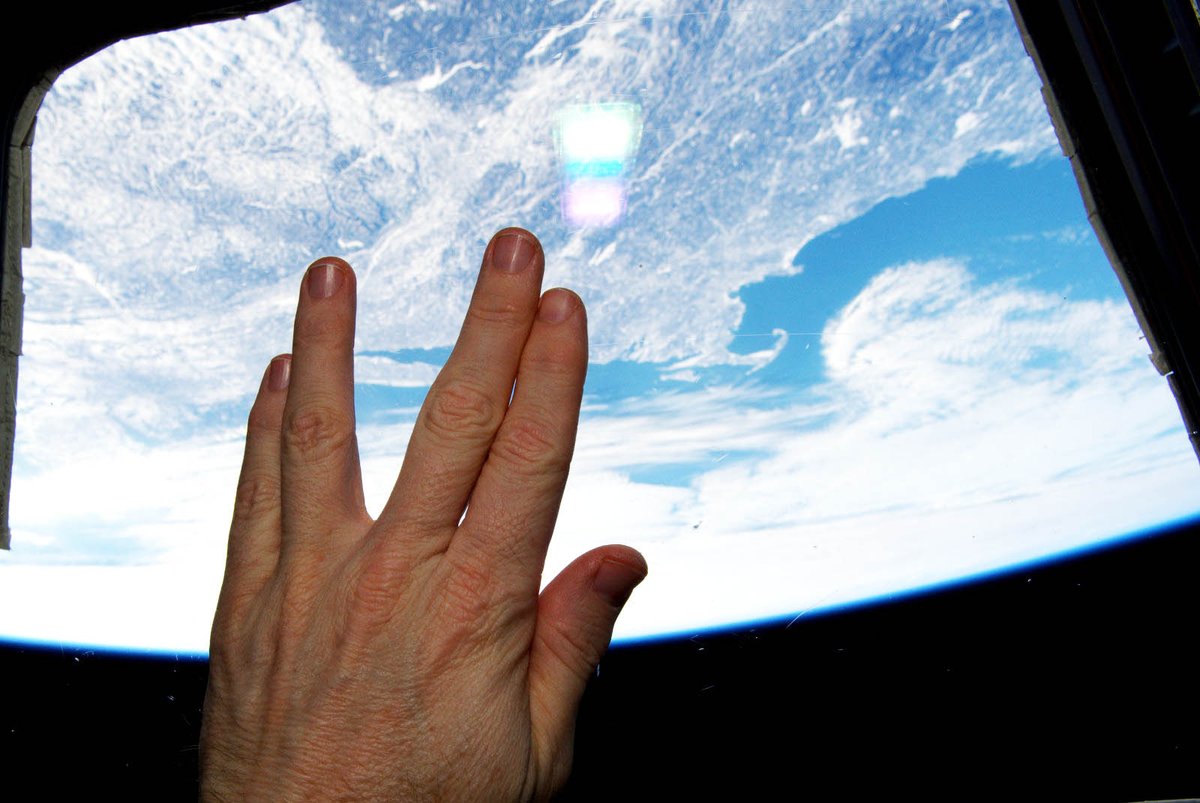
[550,259,1200,636]
[30,1,1054,366]
[15,0,1058,467]
[6,1,1193,652]
[6,258,1197,649]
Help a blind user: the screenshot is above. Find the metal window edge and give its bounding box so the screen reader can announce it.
[1,74,56,551]
[0,1,292,550]
[1007,0,1200,465]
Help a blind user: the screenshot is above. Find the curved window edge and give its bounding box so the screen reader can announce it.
[0,1,292,550]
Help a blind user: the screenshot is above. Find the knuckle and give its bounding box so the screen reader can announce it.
[417,550,533,673]
[490,416,568,477]
[466,295,526,328]
[437,550,505,631]
[421,378,501,444]
[545,618,605,681]
[211,609,274,677]
[347,542,408,630]
[442,558,493,626]
[208,603,243,650]
[211,588,256,645]
[283,403,355,464]
[232,475,281,525]
[246,404,281,435]
[275,565,324,641]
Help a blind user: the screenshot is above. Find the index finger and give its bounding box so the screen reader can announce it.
[376,228,546,553]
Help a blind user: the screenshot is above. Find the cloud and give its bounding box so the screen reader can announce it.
[544,259,1200,637]
[355,355,442,388]
[28,0,1055,379]
[821,259,1138,414]
[6,0,1137,651]
[954,110,982,137]
[6,256,1198,649]
[819,98,870,150]
[15,0,1062,492]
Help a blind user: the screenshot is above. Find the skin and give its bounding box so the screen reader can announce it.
[199,227,647,801]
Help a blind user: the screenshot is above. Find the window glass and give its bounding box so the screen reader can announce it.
[4,0,1198,653]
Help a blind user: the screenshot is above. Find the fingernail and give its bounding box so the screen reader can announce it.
[538,290,575,323]
[491,232,537,273]
[593,560,646,608]
[267,356,291,391]
[307,262,345,299]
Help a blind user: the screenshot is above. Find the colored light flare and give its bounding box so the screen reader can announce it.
[555,102,642,228]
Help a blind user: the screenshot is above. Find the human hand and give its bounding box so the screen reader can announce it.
[199,228,647,801]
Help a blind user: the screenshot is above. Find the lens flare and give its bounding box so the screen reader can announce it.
[555,102,642,228]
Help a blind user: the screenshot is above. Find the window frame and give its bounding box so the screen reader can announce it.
[0,1,292,549]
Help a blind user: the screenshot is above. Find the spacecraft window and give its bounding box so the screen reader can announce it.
[2,0,1198,654]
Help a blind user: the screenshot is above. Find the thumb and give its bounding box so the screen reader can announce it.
[527,545,647,790]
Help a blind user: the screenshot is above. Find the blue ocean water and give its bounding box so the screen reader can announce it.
[731,155,1119,391]
[354,156,1120,434]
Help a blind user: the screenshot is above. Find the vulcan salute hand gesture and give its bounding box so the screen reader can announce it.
[200,227,647,801]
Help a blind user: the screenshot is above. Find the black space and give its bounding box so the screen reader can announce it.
[2,2,1199,801]
[3,519,1198,801]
